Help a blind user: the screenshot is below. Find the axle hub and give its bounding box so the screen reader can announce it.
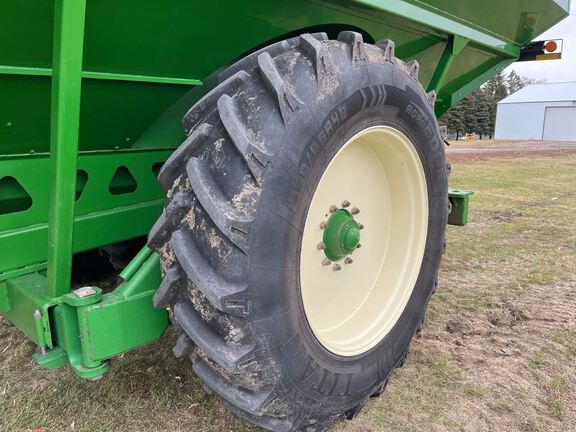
[322,209,361,262]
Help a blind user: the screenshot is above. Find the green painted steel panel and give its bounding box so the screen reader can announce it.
[0,150,170,273]
[402,0,569,44]
[0,0,568,155]
[1,273,54,344]
[83,292,168,361]
[448,189,474,226]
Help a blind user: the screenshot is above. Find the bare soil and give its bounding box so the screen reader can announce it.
[447,140,576,162]
[427,282,576,431]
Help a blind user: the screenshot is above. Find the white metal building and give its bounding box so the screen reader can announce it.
[494,82,576,141]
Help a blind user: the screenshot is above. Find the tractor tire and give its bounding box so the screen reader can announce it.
[148,31,448,431]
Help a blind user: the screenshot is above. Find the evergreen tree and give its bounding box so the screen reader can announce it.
[462,92,478,135]
[483,73,508,137]
[440,101,464,139]
[453,105,465,139]
[474,91,490,139]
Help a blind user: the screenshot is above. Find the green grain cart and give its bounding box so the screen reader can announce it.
[0,1,569,430]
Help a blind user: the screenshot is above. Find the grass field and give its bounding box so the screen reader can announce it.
[1,151,575,432]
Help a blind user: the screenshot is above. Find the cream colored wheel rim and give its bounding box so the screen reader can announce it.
[300,126,428,357]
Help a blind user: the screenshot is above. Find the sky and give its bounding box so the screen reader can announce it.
[506,4,576,82]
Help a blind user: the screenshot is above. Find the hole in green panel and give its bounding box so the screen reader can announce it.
[76,170,88,201]
[108,166,137,195]
[152,162,164,177]
[0,176,33,215]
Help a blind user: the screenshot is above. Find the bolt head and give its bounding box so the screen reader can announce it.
[329,205,338,213]
[351,207,360,215]
[341,200,350,208]
[344,257,353,264]
[358,223,364,230]
[333,263,342,271]
[317,242,326,250]
[356,243,362,249]
[320,221,328,230]
[322,258,331,266]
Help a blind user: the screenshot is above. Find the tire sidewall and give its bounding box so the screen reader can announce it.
[248,63,447,410]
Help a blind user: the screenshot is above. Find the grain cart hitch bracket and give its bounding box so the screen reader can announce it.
[0,247,168,379]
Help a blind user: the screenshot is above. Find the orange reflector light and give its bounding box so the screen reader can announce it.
[545,40,558,52]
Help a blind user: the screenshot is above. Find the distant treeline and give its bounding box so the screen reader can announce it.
[440,71,542,139]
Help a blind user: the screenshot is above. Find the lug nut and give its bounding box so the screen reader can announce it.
[317,242,326,250]
[333,263,342,271]
[320,221,328,229]
[342,200,350,208]
[322,258,331,266]
[351,207,360,215]
[358,223,364,230]
[329,205,338,213]
[344,257,353,264]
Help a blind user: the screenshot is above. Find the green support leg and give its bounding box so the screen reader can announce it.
[47,0,87,298]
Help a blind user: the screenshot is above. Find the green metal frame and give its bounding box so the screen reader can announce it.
[0,150,171,275]
[448,189,475,227]
[1,246,166,378]
[0,0,569,378]
[47,0,87,298]
[0,0,171,378]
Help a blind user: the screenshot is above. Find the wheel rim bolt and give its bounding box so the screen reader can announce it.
[322,258,331,266]
[344,257,353,264]
[351,207,360,215]
[317,242,326,250]
[333,263,342,271]
[342,200,350,208]
[320,221,328,230]
[329,205,338,213]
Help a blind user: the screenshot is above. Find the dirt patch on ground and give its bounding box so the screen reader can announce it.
[488,211,524,224]
[447,140,576,163]
[420,282,576,432]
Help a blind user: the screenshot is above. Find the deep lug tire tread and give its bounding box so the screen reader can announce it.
[171,229,248,316]
[173,301,254,373]
[149,31,447,432]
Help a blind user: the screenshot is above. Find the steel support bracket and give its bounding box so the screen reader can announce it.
[448,189,475,226]
[33,347,69,370]
[428,35,469,115]
[1,248,167,380]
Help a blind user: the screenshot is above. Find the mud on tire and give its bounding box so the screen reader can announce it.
[148,31,448,431]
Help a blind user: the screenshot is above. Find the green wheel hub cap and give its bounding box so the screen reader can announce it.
[323,209,361,261]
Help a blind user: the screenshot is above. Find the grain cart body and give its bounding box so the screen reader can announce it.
[0,0,570,377]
